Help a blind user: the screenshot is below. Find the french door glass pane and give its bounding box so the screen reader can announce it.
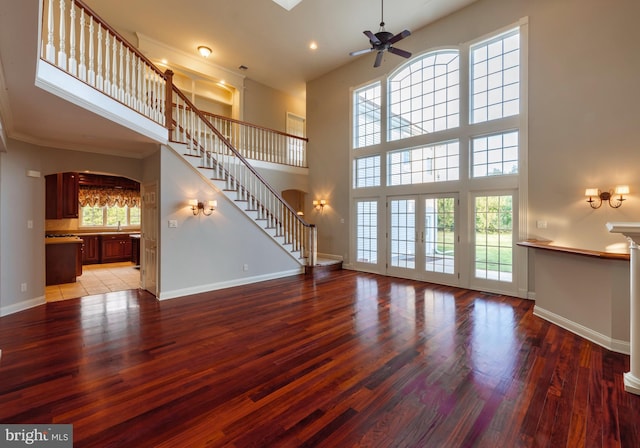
[424,197,455,274]
[474,195,513,282]
[390,199,415,268]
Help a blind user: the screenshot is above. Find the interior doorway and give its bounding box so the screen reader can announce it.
[44,172,144,302]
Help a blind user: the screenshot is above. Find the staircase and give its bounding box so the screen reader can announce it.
[39,0,317,267]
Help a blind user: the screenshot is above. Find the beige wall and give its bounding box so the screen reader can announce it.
[307,0,640,265]
[243,79,306,132]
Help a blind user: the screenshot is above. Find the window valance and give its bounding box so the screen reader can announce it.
[79,186,141,207]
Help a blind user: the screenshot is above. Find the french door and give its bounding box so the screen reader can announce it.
[387,194,459,286]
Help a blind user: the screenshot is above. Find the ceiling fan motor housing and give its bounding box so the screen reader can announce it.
[372,31,394,46]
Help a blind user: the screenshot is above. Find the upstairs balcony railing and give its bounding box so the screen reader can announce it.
[202,112,307,168]
[40,0,308,168]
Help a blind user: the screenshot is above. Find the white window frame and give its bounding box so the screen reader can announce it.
[348,19,528,298]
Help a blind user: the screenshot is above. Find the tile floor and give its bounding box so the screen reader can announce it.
[45,262,141,302]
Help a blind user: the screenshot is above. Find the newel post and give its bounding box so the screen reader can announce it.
[164,69,174,139]
[308,224,317,267]
[607,222,640,395]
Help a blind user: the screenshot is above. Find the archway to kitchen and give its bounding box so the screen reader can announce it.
[44,172,144,302]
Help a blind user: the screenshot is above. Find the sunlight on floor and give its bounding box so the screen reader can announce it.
[45,262,140,302]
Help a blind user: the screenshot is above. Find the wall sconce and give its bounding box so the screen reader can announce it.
[197,46,212,58]
[585,185,629,209]
[313,199,327,211]
[189,199,216,216]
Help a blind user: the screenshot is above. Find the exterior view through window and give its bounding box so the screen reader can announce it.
[351,23,524,296]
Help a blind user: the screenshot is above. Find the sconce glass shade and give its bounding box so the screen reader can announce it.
[615,185,630,195]
[188,199,199,207]
[585,188,599,197]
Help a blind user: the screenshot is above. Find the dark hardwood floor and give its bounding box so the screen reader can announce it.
[0,270,638,447]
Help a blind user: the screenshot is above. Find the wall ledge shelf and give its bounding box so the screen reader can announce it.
[517,239,629,261]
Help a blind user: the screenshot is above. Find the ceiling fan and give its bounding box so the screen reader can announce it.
[349,0,412,68]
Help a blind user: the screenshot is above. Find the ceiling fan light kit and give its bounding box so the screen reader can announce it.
[349,0,412,67]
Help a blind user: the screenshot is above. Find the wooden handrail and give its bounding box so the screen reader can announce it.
[200,110,308,142]
[170,85,310,226]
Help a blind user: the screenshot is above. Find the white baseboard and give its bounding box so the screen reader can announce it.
[157,268,303,301]
[0,296,46,317]
[533,305,630,355]
[317,252,343,261]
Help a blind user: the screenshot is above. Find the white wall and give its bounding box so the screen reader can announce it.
[157,146,302,300]
[307,0,640,266]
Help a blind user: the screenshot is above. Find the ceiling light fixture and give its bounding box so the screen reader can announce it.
[197,46,212,58]
[309,41,318,50]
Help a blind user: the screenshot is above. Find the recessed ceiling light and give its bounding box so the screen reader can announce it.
[197,46,212,58]
[309,41,318,50]
[271,0,303,11]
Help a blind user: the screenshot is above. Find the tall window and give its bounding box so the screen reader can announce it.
[353,82,381,148]
[356,201,378,263]
[388,50,460,141]
[470,28,520,124]
[350,22,525,295]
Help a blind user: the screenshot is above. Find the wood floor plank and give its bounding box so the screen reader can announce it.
[1,271,639,447]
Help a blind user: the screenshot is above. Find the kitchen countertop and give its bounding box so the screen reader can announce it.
[45,236,83,245]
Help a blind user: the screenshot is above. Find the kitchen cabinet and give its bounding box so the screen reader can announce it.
[45,172,79,219]
[45,238,83,285]
[80,235,100,264]
[101,234,132,263]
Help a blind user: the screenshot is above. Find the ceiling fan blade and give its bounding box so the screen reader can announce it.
[388,47,412,59]
[350,48,374,57]
[374,51,384,68]
[388,29,411,45]
[364,30,381,46]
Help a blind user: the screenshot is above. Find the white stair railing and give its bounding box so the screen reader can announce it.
[170,82,316,263]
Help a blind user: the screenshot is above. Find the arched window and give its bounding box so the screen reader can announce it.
[388,50,460,141]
